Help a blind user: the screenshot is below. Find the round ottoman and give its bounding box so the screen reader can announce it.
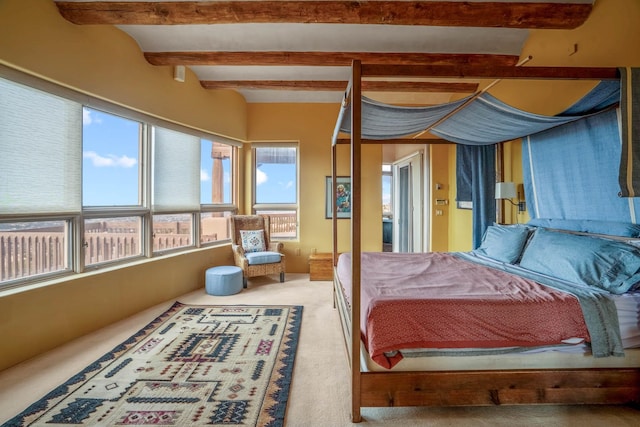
[205,266,243,296]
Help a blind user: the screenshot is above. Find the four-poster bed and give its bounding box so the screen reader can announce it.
[330,60,640,422]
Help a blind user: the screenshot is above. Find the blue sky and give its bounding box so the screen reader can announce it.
[83,108,294,206]
[255,163,296,204]
[82,109,139,206]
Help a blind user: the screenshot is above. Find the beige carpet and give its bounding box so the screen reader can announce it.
[0,274,639,426]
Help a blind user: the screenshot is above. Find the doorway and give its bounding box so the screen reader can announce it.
[392,152,423,252]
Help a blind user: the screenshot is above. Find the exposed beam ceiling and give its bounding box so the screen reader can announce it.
[52,1,599,103]
[201,80,480,92]
[56,1,592,29]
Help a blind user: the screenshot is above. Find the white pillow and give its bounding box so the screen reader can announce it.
[240,229,266,253]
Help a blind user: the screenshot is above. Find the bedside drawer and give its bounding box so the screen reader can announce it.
[309,253,335,281]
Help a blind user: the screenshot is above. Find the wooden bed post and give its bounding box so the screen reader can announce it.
[331,143,337,264]
[350,59,363,423]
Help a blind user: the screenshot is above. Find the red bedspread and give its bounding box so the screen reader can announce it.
[337,252,590,369]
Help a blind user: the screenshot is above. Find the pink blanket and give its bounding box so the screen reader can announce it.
[337,252,590,369]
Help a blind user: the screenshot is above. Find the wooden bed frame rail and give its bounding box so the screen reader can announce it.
[360,369,640,407]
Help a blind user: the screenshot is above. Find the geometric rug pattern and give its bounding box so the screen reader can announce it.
[3,302,303,427]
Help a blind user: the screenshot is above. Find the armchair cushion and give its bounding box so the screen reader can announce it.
[240,229,266,253]
[246,251,282,265]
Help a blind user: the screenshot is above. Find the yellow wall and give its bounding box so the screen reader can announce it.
[430,145,449,252]
[0,0,247,139]
[500,140,529,225]
[247,104,383,272]
[0,246,234,371]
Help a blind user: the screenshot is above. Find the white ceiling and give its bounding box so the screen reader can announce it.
[126,23,527,102]
[54,0,595,104]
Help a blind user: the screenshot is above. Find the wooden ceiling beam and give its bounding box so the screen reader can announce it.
[56,1,592,29]
[361,64,620,80]
[144,52,519,67]
[201,80,479,93]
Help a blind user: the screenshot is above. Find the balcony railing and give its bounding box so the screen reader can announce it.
[262,212,297,239]
[1,213,298,283]
[0,233,66,281]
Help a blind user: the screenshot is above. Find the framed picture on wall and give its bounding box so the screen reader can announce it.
[326,176,351,219]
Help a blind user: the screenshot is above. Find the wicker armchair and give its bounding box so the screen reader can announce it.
[229,215,285,287]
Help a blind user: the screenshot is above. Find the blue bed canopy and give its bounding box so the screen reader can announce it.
[336,65,639,247]
[338,90,608,145]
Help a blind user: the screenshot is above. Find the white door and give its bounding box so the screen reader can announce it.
[392,152,423,252]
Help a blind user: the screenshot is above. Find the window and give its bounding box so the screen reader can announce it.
[150,126,200,253]
[0,220,70,283]
[0,69,239,289]
[200,140,236,243]
[253,144,298,239]
[83,108,145,266]
[152,213,192,252]
[382,164,392,218]
[0,77,80,284]
[84,216,142,265]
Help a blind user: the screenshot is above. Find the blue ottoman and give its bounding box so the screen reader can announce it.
[205,266,243,296]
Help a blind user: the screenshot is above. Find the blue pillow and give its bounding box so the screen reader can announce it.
[527,218,640,238]
[519,228,640,294]
[474,224,531,264]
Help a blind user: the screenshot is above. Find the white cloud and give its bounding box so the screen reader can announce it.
[82,109,102,125]
[284,180,294,189]
[256,169,268,185]
[201,169,211,182]
[83,151,137,168]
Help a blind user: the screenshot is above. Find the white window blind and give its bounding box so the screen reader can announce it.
[0,78,82,214]
[152,126,200,212]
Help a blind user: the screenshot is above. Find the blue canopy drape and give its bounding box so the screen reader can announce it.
[337,89,617,145]
[337,72,634,244]
[522,80,640,222]
[339,95,470,140]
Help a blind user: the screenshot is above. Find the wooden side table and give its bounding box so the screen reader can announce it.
[308,252,335,281]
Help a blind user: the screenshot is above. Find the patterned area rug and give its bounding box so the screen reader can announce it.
[4,302,303,427]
